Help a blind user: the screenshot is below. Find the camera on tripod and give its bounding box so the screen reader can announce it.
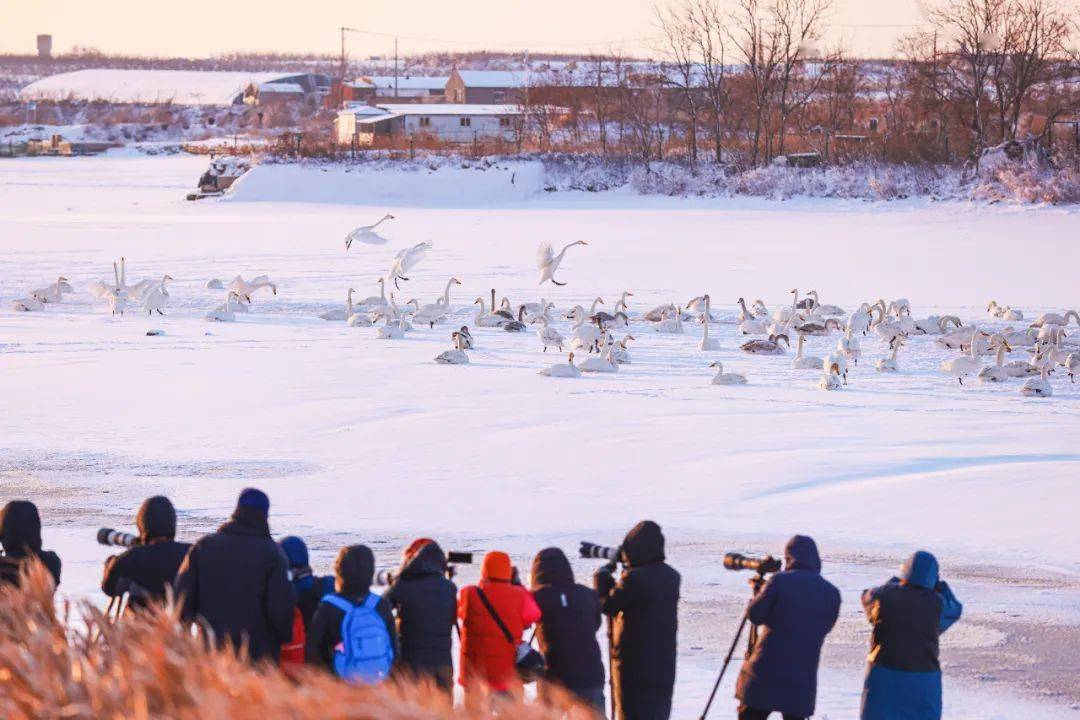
[723,552,782,575]
[375,550,473,586]
[97,528,140,548]
[579,541,620,562]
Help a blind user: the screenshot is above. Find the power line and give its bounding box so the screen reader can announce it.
[340,26,652,50]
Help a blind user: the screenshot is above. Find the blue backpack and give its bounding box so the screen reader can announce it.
[322,593,394,684]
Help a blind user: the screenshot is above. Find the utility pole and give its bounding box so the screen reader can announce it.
[339,27,359,107]
[394,36,399,98]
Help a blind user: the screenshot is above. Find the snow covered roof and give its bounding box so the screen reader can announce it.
[354,75,449,91]
[20,69,311,106]
[453,70,528,88]
[341,104,522,118]
[257,83,304,94]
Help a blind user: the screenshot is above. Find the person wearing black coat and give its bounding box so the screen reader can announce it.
[174,488,295,663]
[735,535,842,720]
[384,539,457,690]
[595,520,681,720]
[532,547,606,714]
[102,496,191,612]
[305,544,398,672]
[0,500,61,590]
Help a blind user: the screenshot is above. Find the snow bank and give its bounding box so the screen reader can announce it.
[225,159,544,206]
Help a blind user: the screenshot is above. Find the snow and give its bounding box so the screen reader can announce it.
[19,68,308,106]
[2,154,1079,718]
[354,75,450,91]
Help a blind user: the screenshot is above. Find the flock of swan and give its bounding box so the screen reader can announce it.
[10,233,1079,399]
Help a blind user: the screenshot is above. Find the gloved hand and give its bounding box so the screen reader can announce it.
[594,567,615,596]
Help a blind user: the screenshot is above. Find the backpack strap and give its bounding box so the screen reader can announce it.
[321,594,353,613]
[474,586,515,646]
[361,592,379,611]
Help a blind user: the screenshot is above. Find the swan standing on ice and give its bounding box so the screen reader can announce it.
[356,278,388,311]
[940,327,983,384]
[847,304,873,336]
[876,336,906,372]
[142,275,175,316]
[699,296,719,351]
[434,331,469,365]
[118,258,156,303]
[838,329,861,366]
[537,240,587,286]
[536,316,565,352]
[709,361,747,385]
[345,213,395,249]
[414,277,461,327]
[539,353,582,378]
[205,291,243,322]
[388,242,432,289]
[793,333,823,369]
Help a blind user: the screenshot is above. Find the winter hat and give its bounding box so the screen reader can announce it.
[137,496,177,543]
[236,488,270,516]
[620,520,665,568]
[481,550,513,582]
[900,550,939,589]
[403,537,435,562]
[0,500,43,555]
[335,544,375,596]
[279,536,310,569]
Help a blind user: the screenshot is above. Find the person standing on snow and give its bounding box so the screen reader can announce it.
[174,488,295,663]
[594,520,681,720]
[279,535,334,629]
[734,534,842,720]
[860,550,963,720]
[457,550,541,699]
[0,500,61,590]
[101,496,191,613]
[384,538,458,691]
[531,546,606,714]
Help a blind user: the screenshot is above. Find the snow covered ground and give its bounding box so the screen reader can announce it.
[2,154,1078,718]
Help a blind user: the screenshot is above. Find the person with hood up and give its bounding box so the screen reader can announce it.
[531,547,606,714]
[279,536,334,629]
[305,544,398,673]
[102,496,191,612]
[385,538,458,690]
[735,535,841,720]
[594,520,681,720]
[860,550,963,720]
[458,550,541,697]
[174,488,295,663]
[0,500,61,589]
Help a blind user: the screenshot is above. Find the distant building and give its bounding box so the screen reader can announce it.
[37,34,52,60]
[335,103,523,145]
[444,70,528,104]
[20,69,326,107]
[349,75,449,103]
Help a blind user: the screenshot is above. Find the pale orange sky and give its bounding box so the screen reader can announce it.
[2,0,923,59]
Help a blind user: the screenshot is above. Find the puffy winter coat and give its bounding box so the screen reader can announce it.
[174,507,295,663]
[0,500,61,589]
[458,551,541,692]
[531,547,605,697]
[102,496,190,611]
[595,521,681,720]
[735,535,841,719]
[860,551,963,720]
[384,541,457,684]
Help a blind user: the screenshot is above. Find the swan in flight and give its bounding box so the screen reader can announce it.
[818,361,844,391]
[31,277,73,304]
[709,362,747,385]
[792,333,823,369]
[536,316,565,352]
[539,353,582,378]
[388,241,432,289]
[940,327,983,384]
[537,240,587,286]
[434,331,470,365]
[345,213,395,250]
[205,291,243,322]
[876,336,906,373]
[699,296,719,351]
[741,334,789,355]
[142,275,175,316]
[229,275,277,301]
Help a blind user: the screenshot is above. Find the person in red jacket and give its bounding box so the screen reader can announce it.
[458,551,541,698]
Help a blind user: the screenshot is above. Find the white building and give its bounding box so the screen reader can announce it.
[352,75,449,101]
[335,103,522,145]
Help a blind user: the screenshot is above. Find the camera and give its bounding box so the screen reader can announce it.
[580,542,620,561]
[723,552,782,574]
[97,528,140,548]
[375,550,473,586]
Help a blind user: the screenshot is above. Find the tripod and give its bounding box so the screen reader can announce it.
[603,559,618,720]
[698,572,768,720]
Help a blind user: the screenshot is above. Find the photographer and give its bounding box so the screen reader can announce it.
[859,551,963,720]
[735,535,840,720]
[0,500,61,590]
[101,496,190,612]
[531,547,605,714]
[279,536,334,628]
[384,538,458,691]
[594,520,680,720]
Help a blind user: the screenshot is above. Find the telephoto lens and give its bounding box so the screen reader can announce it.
[723,552,782,574]
[374,568,396,586]
[447,551,473,564]
[97,528,140,548]
[579,541,620,561]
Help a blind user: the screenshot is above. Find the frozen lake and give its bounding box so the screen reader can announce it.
[2,154,1078,718]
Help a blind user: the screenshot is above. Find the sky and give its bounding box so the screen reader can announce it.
[2,0,923,59]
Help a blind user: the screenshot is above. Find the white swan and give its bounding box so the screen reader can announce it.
[434,331,470,365]
[710,361,747,385]
[805,290,844,316]
[1031,310,1079,328]
[940,328,983,384]
[205,291,242,322]
[793,333,823,370]
[229,275,277,301]
[205,278,225,290]
[31,276,73,304]
[876,336,905,372]
[89,263,121,300]
[536,316,565,352]
[568,306,602,352]
[579,342,619,373]
[741,334,789,355]
[752,300,770,319]
[141,275,174,316]
[414,277,461,328]
[818,361,844,390]
[699,297,720,351]
[11,296,45,312]
[539,353,582,378]
[614,291,634,314]
[977,335,1013,383]
[643,303,675,322]
[537,240,587,286]
[846,303,872,336]
[118,258,157,303]
[610,335,635,364]
[473,297,507,328]
[354,278,388,310]
[653,306,685,334]
[1020,352,1054,397]
[773,289,799,324]
[377,315,408,340]
[824,350,848,385]
[319,288,355,321]
[345,213,395,249]
[387,241,432,289]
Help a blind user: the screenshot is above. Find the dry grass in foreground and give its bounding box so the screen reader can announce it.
[0,562,586,720]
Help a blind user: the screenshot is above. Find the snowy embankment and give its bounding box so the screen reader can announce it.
[2,154,1079,718]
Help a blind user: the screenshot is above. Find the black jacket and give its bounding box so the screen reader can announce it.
[305,545,398,671]
[735,535,841,719]
[384,542,457,679]
[0,500,61,589]
[174,507,295,662]
[102,496,190,610]
[532,547,605,692]
[596,521,681,720]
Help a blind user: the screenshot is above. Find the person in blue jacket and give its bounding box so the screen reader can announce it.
[860,550,963,720]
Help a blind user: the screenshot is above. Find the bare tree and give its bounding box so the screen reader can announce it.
[657,2,702,168]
